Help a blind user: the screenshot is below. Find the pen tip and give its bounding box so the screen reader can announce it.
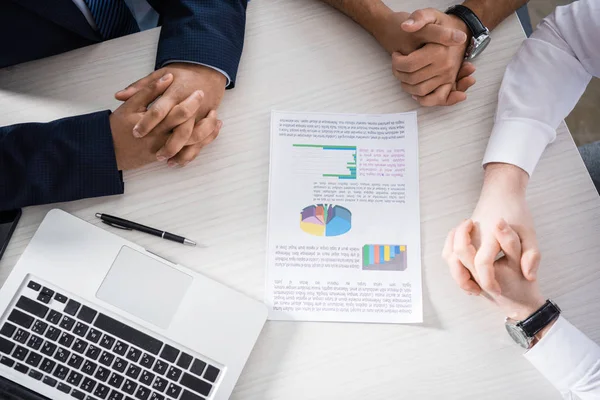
[95,213,102,218]
[183,239,196,247]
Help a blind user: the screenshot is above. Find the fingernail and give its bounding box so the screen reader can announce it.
[194,90,204,98]
[403,19,415,25]
[209,110,217,118]
[168,160,177,168]
[453,31,467,43]
[217,120,223,129]
[497,219,507,231]
[133,126,142,138]
[157,155,166,162]
[412,95,418,101]
[160,73,173,82]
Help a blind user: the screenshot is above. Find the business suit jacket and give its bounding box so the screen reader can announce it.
[0,0,248,211]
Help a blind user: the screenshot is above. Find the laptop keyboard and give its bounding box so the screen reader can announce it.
[0,279,222,400]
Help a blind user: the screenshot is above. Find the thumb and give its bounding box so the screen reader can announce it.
[416,24,468,47]
[401,8,440,32]
[520,232,541,281]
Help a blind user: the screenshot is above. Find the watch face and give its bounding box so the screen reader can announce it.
[505,323,530,349]
[467,35,491,60]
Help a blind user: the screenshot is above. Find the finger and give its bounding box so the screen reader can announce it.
[115,70,163,101]
[401,8,442,32]
[520,230,541,281]
[448,255,482,295]
[415,23,468,47]
[474,236,502,296]
[156,118,196,162]
[126,72,173,112]
[133,85,194,138]
[185,111,219,145]
[413,83,456,107]
[455,76,476,93]
[494,219,522,267]
[457,62,476,80]
[394,63,440,86]
[392,51,431,74]
[401,75,446,97]
[147,90,205,137]
[169,121,222,167]
[453,219,477,274]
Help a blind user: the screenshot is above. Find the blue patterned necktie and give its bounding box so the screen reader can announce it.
[83,0,140,40]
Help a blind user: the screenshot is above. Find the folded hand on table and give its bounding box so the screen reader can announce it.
[374,8,477,107]
[115,63,225,167]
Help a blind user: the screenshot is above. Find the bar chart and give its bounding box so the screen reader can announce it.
[362,245,407,271]
[292,144,357,179]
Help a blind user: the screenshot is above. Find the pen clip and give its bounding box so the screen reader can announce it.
[102,220,133,231]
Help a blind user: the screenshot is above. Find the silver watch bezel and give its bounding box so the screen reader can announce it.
[465,29,491,60]
[505,317,534,349]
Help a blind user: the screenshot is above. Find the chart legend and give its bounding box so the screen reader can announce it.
[292,144,357,179]
[362,245,407,271]
[300,204,352,237]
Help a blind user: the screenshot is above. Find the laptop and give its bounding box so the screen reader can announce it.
[0,209,267,400]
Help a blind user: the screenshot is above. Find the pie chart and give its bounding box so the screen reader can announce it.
[300,204,352,237]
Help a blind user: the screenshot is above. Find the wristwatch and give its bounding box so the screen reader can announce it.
[505,300,561,349]
[445,5,491,60]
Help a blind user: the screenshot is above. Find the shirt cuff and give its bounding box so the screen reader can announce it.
[482,118,557,176]
[160,60,232,88]
[524,316,600,395]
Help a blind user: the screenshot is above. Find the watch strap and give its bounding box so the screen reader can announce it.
[518,300,561,338]
[446,5,488,37]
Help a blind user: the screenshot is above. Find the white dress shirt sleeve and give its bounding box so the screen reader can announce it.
[482,0,600,176]
[524,316,600,399]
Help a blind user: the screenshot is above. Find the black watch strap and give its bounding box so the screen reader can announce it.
[446,5,488,37]
[518,300,561,338]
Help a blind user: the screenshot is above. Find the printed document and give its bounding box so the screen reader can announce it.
[266,111,422,323]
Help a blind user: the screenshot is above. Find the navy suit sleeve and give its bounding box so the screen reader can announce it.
[0,111,124,211]
[150,0,249,89]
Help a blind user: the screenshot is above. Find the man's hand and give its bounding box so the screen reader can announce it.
[392,8,476,107]
[442,163,540,296]
[115,63,226,166]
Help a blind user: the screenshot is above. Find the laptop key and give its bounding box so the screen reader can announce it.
[0,337,15,355]
[114,341,128,356]
[32,320,48,335]
[66,353,82,368]
[113,357,128,373]
[190,359,206,377]
[152,360,167,375]
[159,345,179,363]
[126,347,142,363]
[41,287,54,297]
[87,344,101,360]
[108,372,125,388]
[56,347,72,363]
[73,338,88,354]
[58,382,72,394]
[87,329,102,343]
[82,360,97,375]
[123,379,138,395]
[99,351,115,366]
[109,390,124,400]
[72,389,86,399]
[27,281,42,291]
[37,293,52,304]
[16,296,49,318]
[28,369,43,380]
[180,390,203,400]
[47,310,63,325]
[95,366,111,382]
[8,309,34,329]
[68,371,84,386]
[135,385,151,400]
[14,362,28,374]
[60,316,76,331]
[94,383,110,399]
[65,299,81,316]
[74,322,90,337]
[140,353,155,369]
[100,334,115,349]
[0,322,17,338]
[166,366,182,381]
[41,357,56,373]
[59,332,75,347]
[25,351,42,367]
[149,393,165,400]
[12,345,28,361]
[41,341,57,356]
[126,364,142,379]
[54,364,70,380]
[55,293,68,303]
[152,377,168,393]
[203,365,220,383]
[94,314,163,355]
[81,376,96,393]
[14,329,29,344]
[78,306,98,324]
[176,353,192,369]
[165,383,182,398]
[139,369,154,386]
[0,356,15,367]
[43,375,58,387]
[26,334,44,350]
[180,373,212,396]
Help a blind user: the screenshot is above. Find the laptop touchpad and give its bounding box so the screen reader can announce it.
[97,246,193,329]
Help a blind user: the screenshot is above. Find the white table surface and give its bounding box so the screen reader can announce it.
[1,1,600,399]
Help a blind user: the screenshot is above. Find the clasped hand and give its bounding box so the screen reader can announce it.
[110,63,226,171]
